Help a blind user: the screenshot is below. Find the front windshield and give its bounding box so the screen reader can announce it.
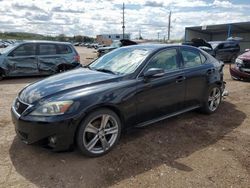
[89,47,153,75]
[0,43,18,54]
[110,41,122,48]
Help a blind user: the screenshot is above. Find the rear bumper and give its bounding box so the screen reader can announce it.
[230,66,250,80]
[11,107,81,151]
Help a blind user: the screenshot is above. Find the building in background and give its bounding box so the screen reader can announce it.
[96,34,130,45]
[185,22,250,52]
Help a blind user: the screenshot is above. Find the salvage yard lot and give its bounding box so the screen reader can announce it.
[0,47,250,188]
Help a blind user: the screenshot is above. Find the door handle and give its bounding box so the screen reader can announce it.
[176,76,186,83]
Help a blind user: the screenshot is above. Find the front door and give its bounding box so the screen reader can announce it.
[136,48,186,125]
[6,43,38,76]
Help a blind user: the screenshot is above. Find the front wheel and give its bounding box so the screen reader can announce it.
[76,109,122,157]
[200,85,222,114]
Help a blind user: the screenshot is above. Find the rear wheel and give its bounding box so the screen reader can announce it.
[57,65,67,73]
[200,85,222,114]
[0,71,3,81]
[76,109,121,157]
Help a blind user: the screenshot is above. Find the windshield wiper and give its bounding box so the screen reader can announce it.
[95,68,116,75]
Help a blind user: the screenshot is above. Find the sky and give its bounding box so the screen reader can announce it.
[0,0,250,39]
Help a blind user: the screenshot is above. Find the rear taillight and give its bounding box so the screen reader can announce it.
[74,55,80,63]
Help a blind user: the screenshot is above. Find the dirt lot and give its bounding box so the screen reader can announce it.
[0,47,249,188]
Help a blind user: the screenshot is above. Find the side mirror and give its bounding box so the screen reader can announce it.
[143,68,165,80]
[245,49,250,52]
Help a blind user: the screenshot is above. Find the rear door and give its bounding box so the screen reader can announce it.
[180,47,212,108]
[37,43,61,74]
[6,43,38,76]
[136,48,186,125]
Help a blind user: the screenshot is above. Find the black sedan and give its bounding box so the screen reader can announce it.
[11,44,225,157]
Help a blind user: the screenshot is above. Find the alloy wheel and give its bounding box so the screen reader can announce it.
[208,87,221,112]
[83,114,119,154]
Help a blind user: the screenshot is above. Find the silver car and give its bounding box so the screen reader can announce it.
[0,41,81,80]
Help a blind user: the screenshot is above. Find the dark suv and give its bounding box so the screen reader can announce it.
[0,41,81,80]
[209,40,240,62]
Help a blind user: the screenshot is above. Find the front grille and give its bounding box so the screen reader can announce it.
[243,60,250,69]
[14,98,29,115]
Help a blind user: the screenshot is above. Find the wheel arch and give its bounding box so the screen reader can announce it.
[0,67,6,78]
[73,104,125,145]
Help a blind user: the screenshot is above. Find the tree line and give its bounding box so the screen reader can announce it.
[0,32,95,43]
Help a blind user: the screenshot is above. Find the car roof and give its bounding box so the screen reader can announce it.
[122,43,199,51]
[17,40,72,45]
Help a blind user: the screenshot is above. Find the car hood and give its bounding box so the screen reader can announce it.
[19,68,119,104]
[98,46,116,51]
[238,51,250,60]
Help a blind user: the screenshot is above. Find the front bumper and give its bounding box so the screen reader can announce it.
[11,106,81,151]
[230,66,250,80]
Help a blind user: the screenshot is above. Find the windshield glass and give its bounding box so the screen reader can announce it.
[110,41,122,48]
[89,47,153,75]
[0,43,18,54]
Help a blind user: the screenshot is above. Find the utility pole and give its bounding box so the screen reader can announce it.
[157,32,160,41]
[122,3,125,39]
[167,11,171,41]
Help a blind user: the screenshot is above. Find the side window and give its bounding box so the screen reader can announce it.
[217,43,224,49]
[10,44,36,56]
[181,49,202,68]
[57,45,72,54]
[39,44,57,55]
[224,42,233,49]
[145,49,178,72]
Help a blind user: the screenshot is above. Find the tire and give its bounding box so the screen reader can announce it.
[57,65,67,73]
[200,84,222,114]
[76,108,122,157]
[0,71,3,81]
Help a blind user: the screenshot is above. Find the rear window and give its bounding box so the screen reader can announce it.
[39,44,57,55]
[57,44,72,54]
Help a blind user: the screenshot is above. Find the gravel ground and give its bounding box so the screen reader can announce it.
[0,47,249,188]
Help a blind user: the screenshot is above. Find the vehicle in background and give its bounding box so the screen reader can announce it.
[209,39,240,63]
[97,39,138,57]
[0,41,81,80]
[182,38,215,57]
[11,44,226,157]
[230,49,250,81]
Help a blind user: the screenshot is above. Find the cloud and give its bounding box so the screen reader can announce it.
[0,0,249,39]
[144,1,164,7]
[52,6,85,13]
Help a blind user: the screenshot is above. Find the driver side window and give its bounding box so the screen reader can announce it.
[145,49,178,72]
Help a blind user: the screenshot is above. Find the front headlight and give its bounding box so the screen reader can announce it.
[30,101,73,116]
[235,58,243,64]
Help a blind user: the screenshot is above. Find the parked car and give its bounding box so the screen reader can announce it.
[208,40,240,62]
[97,39,138,57]
[182,38,215,57]
[11,44,226,157]
[230,49,250,81]
[0,41,81,80]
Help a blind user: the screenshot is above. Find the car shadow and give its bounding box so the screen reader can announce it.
[9,101,246,187]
